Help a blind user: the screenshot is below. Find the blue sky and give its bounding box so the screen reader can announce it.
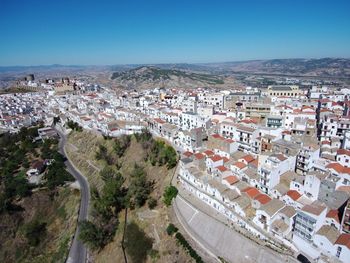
[0,0,349,66]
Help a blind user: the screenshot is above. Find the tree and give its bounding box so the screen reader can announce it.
[99,166,121,182]
[163,186,178,206]
[166,223,178,236]
[114,135,131,157]
[24,220,47,247]
[66,120,82,132]
[78,220,105,250]
[147,197,157,210]
[45,157,74,189]
[124,222,153,263]
[96,145,114,165]
[128,165,153,208]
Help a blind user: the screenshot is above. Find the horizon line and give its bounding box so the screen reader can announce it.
[1,56,349,68]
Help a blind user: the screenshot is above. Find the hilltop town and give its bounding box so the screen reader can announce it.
[1,70,350,263]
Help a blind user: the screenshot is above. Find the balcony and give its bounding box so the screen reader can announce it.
[261,167,272,174]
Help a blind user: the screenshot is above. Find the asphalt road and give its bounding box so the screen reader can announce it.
[56,127,90,263]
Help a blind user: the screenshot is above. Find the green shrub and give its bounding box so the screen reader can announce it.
[163,186,178,206]
[175,232,203,263]
[166,223,178,236]
[148,197,157,209]
[24,220,47,247]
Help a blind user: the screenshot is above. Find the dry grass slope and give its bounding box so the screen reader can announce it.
[0,187,80,263]
[66,131,192,263]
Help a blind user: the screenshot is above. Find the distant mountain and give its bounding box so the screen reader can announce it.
[110,66,224,89]
[202,58,350,78]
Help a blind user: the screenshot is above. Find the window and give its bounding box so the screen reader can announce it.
[336,246,342,258]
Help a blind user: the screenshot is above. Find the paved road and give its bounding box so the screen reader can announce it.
[56,127,90,263]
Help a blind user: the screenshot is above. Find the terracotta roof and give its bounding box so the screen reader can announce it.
[210,155,222,162]
[226,138,235,143]
[183,151,193,157]
[326,163,350,174]
[241,154,255,163]
[286,190,302,201]
[335,234,350,249]
[327,209,340,223]
[211,134,224,140]
[217,165,228,172]
[154,118,165,124]
[337,149,350,157]
[222,157,230,163]
[233,161,247,170]
[275,154,287,161]
[223,175,239,185]
[194,153,205,160]
[203,150,214,156]
[242,187,260,199]
[254,194,272,205]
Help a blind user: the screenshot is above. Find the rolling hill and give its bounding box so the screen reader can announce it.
[110,66,224,89]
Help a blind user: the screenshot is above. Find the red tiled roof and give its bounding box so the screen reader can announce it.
[326,163,350,174]
[217,165,228,172]
[326,209,340,223]
[276,154,287,161]
[233,161,247,169]
[242,187,260,199]
[240,119,257,124]
[183,151,193,157]
[212,134,224,140]
[210,155,222,162]
[337,149,350,157]
[223,175,239,185]
[222,157,230,163]
[254,194,272,205]
[154,118,165,124]
[226,138,235,143]
[204,150,214,156]
[286,190,301,201]
[241,155,255,163]
[335,234,350,249]
[194,153,205,160]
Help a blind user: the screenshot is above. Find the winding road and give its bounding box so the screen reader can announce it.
[56,127,90,263]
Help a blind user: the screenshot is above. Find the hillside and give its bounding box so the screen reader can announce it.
[203,58,350,78]
[66,130,193,263]
[0,127,79,263]
[0,188,80,263]
[110,66,225,89]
